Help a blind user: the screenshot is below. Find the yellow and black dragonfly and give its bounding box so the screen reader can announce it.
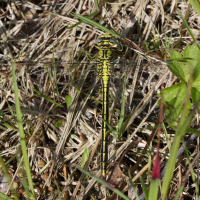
[94,34,124,176]
[0,35,170,177]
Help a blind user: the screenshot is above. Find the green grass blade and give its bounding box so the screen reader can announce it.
[5,154,18,165]
[148,179,159,200]
[140,176,148,200]
[45,64,59,97]
[18,39,27,61]
[0,193,13,200]
[160,125,182,198]
[54,180,62,200]
[118,72,126,138]
[177,9,198,45]
[0,122,18,131]
[67,11,99,29]
[52,45,59,97]
[67,0,99,29]
[182,137,200,195]
[77,166,131,200]
[0,154,19,200]
[188,0,200,17]
[33,88,63,107]
[172,186,184,200]
[39,161,52,174]
[186,127,200,137]
[102,118,119,141]
[69,13,121,38]
[11,60,35,198]
[6,95,15,117]
[162,123,171,150]
[128,171,140,200]
[161,63,194,200]
[147,145,152,182]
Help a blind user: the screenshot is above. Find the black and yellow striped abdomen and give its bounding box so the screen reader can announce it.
[99,61,112,177]
[95,34,123,177]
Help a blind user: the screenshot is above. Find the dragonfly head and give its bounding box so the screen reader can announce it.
[96,34,115,47]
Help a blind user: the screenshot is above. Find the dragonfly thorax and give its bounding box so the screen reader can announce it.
[98,49,113,59]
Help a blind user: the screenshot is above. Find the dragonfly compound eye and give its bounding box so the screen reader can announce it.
[109,38,115,45]
[96,38,103,44]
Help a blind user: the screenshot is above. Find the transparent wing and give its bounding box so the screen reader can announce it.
[0,58,169,87]
[2,57,194,86]
[0,58,169,105]
[4,57,188,119]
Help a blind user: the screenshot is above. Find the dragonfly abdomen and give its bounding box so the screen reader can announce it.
[97,56,113,76]
[101,78,110,177]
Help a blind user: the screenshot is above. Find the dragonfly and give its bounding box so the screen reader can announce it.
[2,35,192,177]
[94,34,124,177]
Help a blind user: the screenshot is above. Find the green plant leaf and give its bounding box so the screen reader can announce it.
[193,62,200,85]
[70,134,75,139]
[167,44,200,83]
[158,82,190,125]
[167,53,190,83]
[81,148,89,168]
[191,87,200,110]
[158,44,200,128]
[183,43,200,61]
[65,95,72,110]
[56,120,63,128]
